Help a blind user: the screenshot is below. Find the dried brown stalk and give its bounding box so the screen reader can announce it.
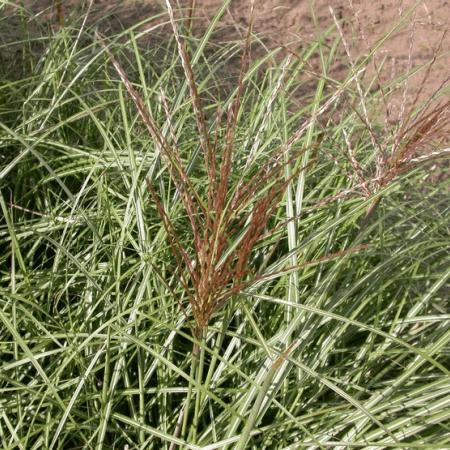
[98,1,300,335]
[329,4,450,226]
[54,0,64,27]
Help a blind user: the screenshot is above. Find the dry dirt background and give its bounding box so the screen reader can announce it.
[5,0,450,107]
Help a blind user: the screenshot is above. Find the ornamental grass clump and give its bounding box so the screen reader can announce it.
[1,1,449,449]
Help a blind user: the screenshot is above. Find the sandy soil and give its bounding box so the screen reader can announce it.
[6,0,450,107]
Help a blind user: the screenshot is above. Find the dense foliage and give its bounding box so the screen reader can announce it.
[0,2,449,449]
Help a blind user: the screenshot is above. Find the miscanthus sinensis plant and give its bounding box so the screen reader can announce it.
[0,1,449,449]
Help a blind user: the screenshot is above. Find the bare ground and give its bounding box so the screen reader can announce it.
[9,1,448,104]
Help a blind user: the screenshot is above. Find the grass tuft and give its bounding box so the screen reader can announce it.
[0,2,449,449]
